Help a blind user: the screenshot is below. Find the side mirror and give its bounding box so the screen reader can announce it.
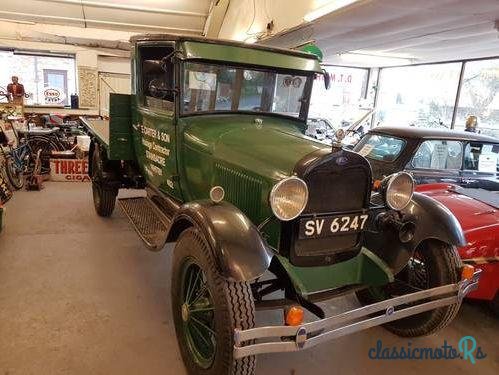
[323,69,331,90]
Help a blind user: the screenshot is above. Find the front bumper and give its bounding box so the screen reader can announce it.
[234,270,481,359]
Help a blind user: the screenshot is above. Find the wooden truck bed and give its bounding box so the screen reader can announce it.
[80,117,110,147]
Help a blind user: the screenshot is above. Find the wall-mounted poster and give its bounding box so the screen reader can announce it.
[78,66,98,108]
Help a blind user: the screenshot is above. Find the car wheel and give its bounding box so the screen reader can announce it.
[172,228,256,375]
[356,240,462,337]
[91,146,117,217]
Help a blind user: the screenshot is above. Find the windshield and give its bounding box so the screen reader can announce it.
[354,133,406,162]
[181,62,312,119]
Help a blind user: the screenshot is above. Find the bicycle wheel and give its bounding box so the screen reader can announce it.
[26,135,64,174]
[5,155,24,189]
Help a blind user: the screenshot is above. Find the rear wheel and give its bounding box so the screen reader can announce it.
[91,146,117,217]
[356,240,462,337]
[172,228,256,375]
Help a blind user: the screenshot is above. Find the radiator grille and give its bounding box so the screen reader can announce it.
[287,149,372,267]
[215,163,262,221]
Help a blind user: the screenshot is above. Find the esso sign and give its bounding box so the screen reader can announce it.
[44,88,65,104]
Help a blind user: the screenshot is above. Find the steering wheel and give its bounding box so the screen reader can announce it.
[148,79,169,99]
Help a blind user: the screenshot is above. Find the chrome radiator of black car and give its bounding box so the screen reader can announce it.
[281,148,372,267]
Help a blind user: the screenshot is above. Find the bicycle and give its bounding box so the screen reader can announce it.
[0,122,34,190]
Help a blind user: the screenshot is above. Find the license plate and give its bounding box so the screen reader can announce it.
[299,213,369,239]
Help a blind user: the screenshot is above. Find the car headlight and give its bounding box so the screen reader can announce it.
[383,172,414,210]
[270,176,308,221]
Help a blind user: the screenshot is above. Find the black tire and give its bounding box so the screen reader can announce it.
[356,240,462,337]
[5,155,24,190]
[91,146,117,217]
[172,228,256,375]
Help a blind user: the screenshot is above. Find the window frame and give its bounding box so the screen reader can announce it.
[136,42,176,113]
[373,56,499,131]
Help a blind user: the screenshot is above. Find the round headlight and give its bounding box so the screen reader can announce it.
[384,172,415,210]
[270,176,308,221]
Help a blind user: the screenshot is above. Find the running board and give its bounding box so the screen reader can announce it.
[118,196,171,251]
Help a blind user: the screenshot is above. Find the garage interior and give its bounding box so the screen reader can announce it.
[0,1,498,375]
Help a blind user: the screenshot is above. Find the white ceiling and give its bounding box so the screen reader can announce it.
[0,0,211,34]
[261,0,499,66]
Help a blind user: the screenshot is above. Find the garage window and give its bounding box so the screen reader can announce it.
[454,59,499,138]
[309,66,370,127]
[0,50,76,106]
[376,63,462,128]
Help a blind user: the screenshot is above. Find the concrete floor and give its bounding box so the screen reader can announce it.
[0,182,497,375]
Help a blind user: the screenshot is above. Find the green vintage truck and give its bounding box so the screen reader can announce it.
[81,34,480,375]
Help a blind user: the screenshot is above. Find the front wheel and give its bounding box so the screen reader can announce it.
[356,240,462,337]
[172,228,256,375]
[91,146,117,217]
[5,155,24,190]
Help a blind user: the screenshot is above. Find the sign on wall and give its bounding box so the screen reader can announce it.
[44,87,66,105]
[78,66,98,108]
[50,159,90,182]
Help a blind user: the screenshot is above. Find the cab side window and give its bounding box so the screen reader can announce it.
[411,140,462,170]
[139,45,175,111]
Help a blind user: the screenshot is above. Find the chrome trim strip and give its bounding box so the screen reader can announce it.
[233,270,481,359]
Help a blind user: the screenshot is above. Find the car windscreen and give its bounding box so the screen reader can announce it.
[181,61,312,119]
[354,133,406,162]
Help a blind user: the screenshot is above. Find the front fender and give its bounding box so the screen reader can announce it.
[365,192,466,274]
[403,192,466,247]
[166,200,273,282]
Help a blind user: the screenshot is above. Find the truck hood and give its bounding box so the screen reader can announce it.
[180,114,327,181]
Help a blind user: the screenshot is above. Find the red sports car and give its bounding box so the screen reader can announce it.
[416,183,499,313]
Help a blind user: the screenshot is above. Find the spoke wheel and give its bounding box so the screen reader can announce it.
[172,228,256,375]
[180,259,216,369]
[5,155,24,190]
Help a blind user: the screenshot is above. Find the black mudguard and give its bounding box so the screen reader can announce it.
[166,200,273,282]
[365,192,466,274]
[403,192,466,247]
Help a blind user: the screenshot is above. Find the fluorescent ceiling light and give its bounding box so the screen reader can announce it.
[304,0,361,22]
[352,50,417,59]
[338,52,415,67]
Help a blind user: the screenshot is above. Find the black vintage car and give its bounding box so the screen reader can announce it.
[354,126,499,190]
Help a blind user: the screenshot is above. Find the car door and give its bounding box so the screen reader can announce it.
[407,139,463,184]
[133,42,182,200]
